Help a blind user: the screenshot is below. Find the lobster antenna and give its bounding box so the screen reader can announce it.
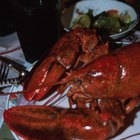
[0,81,65,96]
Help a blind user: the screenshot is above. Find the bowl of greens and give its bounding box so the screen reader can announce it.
[61,0,139,39]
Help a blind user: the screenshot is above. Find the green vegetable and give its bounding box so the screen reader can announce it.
[120,14,131,24]
[71,9,132,36]
[72,14,91,28]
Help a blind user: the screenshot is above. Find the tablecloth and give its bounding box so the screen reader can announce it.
[0,32,31,140]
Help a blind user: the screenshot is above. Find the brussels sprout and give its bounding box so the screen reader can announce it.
[72,14,91,29]
[120,14,131,24]
[92,17,109,29]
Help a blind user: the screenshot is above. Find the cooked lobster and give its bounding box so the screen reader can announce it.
[3,28,140,140]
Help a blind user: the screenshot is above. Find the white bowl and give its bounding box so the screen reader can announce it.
[61,0,139,39]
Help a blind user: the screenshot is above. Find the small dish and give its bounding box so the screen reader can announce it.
[61,0,139,39]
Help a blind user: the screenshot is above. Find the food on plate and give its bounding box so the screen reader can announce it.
[2,27,140,140]
[71,9,133,36]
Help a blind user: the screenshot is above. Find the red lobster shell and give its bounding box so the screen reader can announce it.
[3,28,140,140]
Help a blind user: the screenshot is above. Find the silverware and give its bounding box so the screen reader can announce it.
[0,56,29,87]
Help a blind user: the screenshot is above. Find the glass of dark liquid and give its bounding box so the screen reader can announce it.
[0,1,15,36]
[11,0,59,62]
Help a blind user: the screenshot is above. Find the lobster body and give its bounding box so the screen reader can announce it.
[60,43,140,106]
[114,43,140,98]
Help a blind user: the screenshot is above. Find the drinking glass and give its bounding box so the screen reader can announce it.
[11,0,59,62]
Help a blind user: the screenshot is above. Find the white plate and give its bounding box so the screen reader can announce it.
[61,0,139,39]
[6,84,140,140]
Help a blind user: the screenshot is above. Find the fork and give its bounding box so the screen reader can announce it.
[0,56,29,87]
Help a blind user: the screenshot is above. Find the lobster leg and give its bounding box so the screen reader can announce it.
[124,97,140,114]
[74,42,109,68]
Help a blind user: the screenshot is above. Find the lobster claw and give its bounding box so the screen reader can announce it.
[4,105,124,140]
[4,106,60,140]
[24,32,81,101]
[24,27,108,101]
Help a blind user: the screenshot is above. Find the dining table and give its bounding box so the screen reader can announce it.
[0,1,140,139]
